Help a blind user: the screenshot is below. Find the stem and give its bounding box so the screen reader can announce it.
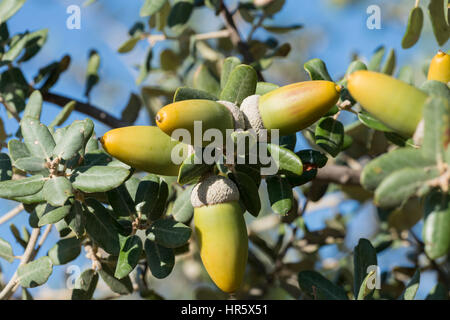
[415,0,420,8]
[0,204,24,226]
[0,228,40,300]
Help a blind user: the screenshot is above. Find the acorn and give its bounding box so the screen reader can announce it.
[241,80,341,137]
[100,126,190,176]
[347,70,429,137]
[427,50,450,83]
[191,175,248,293]
[156,99,244,146]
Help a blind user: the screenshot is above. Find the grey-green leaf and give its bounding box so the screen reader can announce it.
[171,185,194,223]
[266,176,293,215]
[229,171,261,217]
[0,153,12,181]
[43,176,73,207]
[23,90,42,120]
[38,204,71,226]
[400,269,420,300]
[173,87,218,102]
[220,56,241,89]
[0,0,26,22]
[178,152,214,185]
[71,269,98,300]
[353,238,377,298]
[0,175,44,199]
[267,143,303,176]
[14,156,46,173]
[17,256,53,288]
[428,0,450,46]
[303,58,332,81]
[71,166,129,193]
[21,117,55,159]
[99,263,133,295]
[0,237,14,263]
[315,117,344,157]
[220,64,258,105]
[140,0,168,17]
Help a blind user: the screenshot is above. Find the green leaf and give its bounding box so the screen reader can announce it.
[0,237,14,263]
[135,174,169,221]
[220,64,258,105]
[262,24,302,34]
[315,117,344,157]
[400,269,420,300]
[358,111,394,132]
[43,176,73,207]
[428,0,450,46]
[397,65,414,85]
[401,6,424,49]
[374,167,439,208]
[160,49,180,72]
[171,185,194,223]
[14,156,46,173]
[48,237,81,265]
[178,152,213,185]
[220,56,241,89]
[21,117,55,159]
[423,190,450,259]
[99,263,133,295]
[115,235,143,279]
[49,101,76,129]
[267,143,303,176]
[144,238,175,279]
[298,270,348,300]
[266,176,293,215]
[71,269,98,300]
[303,58,332,81]
[0,175,44,199]
[167,0,193,35]
[361,148,434,191]
[425,283,447,300]
[23,90,42,120]
[148,219,191,248]
[117,35,140,53]
[17,256,53,288]
[140,0,168,17]
[0,153,12,181]
[38,204,71,226]
[84,198,122,255]
[107,184,135,218]
[0,67,28,114]
[381,49,396,75]
[193,63,220,96]
[296,150,328,168]
[0,0,26,22]
[2,32,28,61]
[422,97,450,163]
[121,93,142,124]
[64,200,85,238]
[357,269,376,300]
[85,50,100,97]
[229,171,261,217]
[255,82,279,95]
[173,87,217,102]
[18,28,48,63]
[71,166,129,193]
[353,238,377,299]
[262,0,285,15]
[136,47,152,85]
[367,46,385,71]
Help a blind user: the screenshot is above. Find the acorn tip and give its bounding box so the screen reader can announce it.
[437,50,445,57]
[335,84,342,93]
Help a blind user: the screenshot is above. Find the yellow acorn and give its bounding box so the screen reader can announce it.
[191,175,248,293]
[100,126,190,176]
[427,50,450,83]
[241,80,341,136]
[156,99,244,146]
[347,70,429,137]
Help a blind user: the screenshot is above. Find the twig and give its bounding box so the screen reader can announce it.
[0,204,24,226]
[41,92,128,128]
[0,228,40,300]
[315,164,361,186]
[145,29,231,46]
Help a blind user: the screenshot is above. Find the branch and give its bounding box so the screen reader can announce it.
[315,164,361,186]
[42,92,129,128]
[0,204,24,226]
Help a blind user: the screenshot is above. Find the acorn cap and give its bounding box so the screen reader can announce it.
[191,175,240,208]
[240,95,266,137]
[217,100,245,130]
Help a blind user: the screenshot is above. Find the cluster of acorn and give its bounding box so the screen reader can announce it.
[99,50,449,293]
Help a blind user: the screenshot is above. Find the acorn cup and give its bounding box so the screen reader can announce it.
[427,50,450,84]
[241,80,341,137]
[347,70,429,137]
[100,126,190,176]
[156,99,244,146]
[191,175,248,293]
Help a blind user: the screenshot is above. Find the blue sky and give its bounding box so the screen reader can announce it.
[0,0,446,299]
